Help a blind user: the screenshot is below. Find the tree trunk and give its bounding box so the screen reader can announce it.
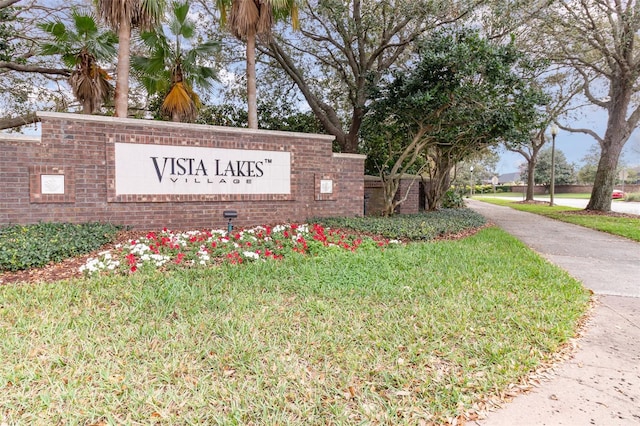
[114,16,131,118]
[381,177,400,216]
[586,80,632,212]
[525,158,536,201]
[246,30,258,129]
[82,98,92,115]
[426,156,453,211]
[586,142,624,211]
[343,107,364,153]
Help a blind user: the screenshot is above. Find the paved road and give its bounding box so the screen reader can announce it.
[466,199,640,426]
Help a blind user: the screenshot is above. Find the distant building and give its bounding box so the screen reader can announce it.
[498,172,522,184]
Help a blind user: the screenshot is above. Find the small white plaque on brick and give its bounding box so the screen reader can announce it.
[41,174,65,194]
[320,179,333,194]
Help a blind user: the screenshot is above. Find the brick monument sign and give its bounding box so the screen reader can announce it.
[0,112,366,229]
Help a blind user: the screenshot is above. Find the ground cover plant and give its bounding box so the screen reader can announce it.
[0,220,590,424]
[0,222,121,272]
[478,197,640,242]
[315,209,487,240]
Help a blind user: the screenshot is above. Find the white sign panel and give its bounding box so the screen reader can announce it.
[115,143,290,195]
[41,174,65,194]
[320,179,333,194]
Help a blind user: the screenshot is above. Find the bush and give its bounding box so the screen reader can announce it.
[625,192,640,202]
[314,208,486,241]
[0,222,122,271]
[442,189,464,208]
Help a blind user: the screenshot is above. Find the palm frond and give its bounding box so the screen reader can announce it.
[190,40,220,56]
[229,0,259,39]
[256,0,274,36]
[162,81,197,122]
[69,52,113,113]
[72,12,99,38]
[134,0,217,110]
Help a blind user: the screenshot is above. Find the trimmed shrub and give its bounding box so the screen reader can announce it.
[625,192,640,202]
[0,222,122,271]
[442,189,465,208]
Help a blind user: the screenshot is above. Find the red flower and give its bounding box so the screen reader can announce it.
[130,265,137,273]
[175,253,185,264]
[125,253,136,265]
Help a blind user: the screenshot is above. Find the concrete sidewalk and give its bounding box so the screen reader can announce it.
[466,199,640,426]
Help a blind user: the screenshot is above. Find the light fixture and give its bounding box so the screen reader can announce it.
[223,210,238,234]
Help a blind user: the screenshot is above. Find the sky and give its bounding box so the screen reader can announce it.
[496,105,640,174]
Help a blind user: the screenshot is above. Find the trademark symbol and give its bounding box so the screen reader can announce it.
[264,158,272,164]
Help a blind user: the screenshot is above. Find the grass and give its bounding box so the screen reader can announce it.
[478,197,640,242]
[475,192,593,199]
[0,226,590,425]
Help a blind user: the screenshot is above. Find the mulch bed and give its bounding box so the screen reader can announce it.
[0,230,147,286]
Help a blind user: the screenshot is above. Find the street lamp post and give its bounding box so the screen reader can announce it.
[550,124,558,207]
[470,166,474,197]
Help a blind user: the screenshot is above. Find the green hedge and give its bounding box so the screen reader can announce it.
[464,184,511,194]
[625,192,640,202]
[0,222,122,272]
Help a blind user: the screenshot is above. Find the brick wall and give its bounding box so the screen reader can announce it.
[364,175,421,215]
[0,112,366,230]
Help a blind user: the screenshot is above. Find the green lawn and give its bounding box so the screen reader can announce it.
[475,192,593,199]
[0,227,590,425]
[477,197,640,242]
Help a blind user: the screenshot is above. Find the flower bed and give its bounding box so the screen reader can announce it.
[80,223,400,275]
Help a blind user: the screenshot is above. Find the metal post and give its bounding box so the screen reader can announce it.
[550,125,558,207]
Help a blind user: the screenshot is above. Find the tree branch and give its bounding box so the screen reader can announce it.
[558,123,603,145]
[0,112,40,130]
[0,0,21,9]
[0,61,70,76]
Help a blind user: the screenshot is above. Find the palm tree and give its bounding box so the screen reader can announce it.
[39,11,118,114]
[97,0,166,117]
[216,0,299,128]
[132,1,218,122]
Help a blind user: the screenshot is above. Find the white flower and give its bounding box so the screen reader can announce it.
[242,251,260,260]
